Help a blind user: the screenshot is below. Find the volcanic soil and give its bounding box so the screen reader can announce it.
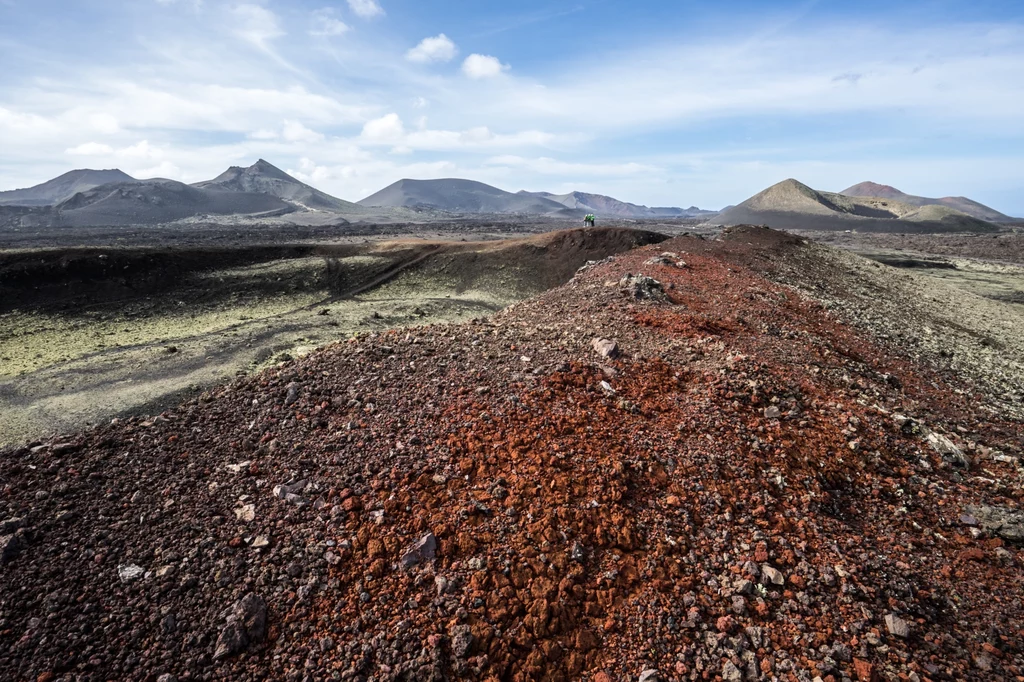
[1,226,1022,682]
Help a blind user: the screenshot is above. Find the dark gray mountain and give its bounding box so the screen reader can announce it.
[193,159,358,212]
[519,190,715,218]
[0,169,137,207]
[51,180,292,227]
[357,178,572,214]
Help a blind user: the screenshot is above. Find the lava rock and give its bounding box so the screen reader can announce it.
[401,532,437,569]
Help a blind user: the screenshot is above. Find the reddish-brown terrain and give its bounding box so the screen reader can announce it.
[2,226,1022,682]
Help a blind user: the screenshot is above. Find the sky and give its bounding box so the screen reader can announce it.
[0,0,1022,214]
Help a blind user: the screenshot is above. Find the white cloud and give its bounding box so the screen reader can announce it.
[360,113,405,142]
[232,4,284,50]
[132,161,181,179]
[249,128,279,140]
[66,142,115,156]
[89,113,121,134]
[282,120,325,143]
[346,0,384,19]
[485,155,657,176]
[310,8,349,37]
[461,53,509,79]
[357,114,565,151]
[117,140,163,160]
[406,34,457,64]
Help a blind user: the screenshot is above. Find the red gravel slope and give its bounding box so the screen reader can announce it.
[1,226,1022,682]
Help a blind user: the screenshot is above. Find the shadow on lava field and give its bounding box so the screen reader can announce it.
[0,227,666,445]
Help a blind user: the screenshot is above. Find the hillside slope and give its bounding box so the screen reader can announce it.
[358,178,572,214]
[841,181,1012,222]
[0,169,137,206]
[717,179,1000,232]
[194,159,359,212]
[1,227,1022,681]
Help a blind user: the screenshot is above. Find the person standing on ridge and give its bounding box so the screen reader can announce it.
[584,213,595,227]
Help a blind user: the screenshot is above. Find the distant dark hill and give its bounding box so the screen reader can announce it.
[53,180,293,227]
[0,169,137,207]
[840,181,1011,222]
[193,159,357,212]
[716,178,1000,233]
[518,190,715,219]
[358,179,571,214]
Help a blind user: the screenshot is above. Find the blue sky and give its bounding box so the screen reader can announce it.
[1,0,1022,213]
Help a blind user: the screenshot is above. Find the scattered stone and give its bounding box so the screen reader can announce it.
[226,461,253,475]
[644,253,686,268]
[156,675,177,682]
[591,337,619,359]
[284,382,300,405]
[764,406,781,419]
[884,613,910,638]
[118,564,145,583]
[234,503,256,522]
[619,274,665,300]
[1,532,24,564]
[401,532,437,569]
[638,669,660,682]
[273,480,309,506]
[722,660,743,682]
[761,565,785,585]
[251,535,270,549]
[0,517,26,535]
[450,624,475,658]
[925,430,969,467]
[853,658,877,682]
[213,593,267,661]
[965,505,1024,543]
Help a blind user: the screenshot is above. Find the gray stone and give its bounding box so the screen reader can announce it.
[118,564,145,582]
[213,592,268,660]
[591,338,619,359]
[401,532,437,569]
[450,624,475,658]
[884,613,910,638]
[764,406,781,419]
[761,565,785,585]
[213,622,248,661]
[0,517,26,535]
[966,504,1024,544]
[638,670,660,682]
[619,274,665,300]
[722,660,743,682]
[0,532,23,564]
[925,430,969,467]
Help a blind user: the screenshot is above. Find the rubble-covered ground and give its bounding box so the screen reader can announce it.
[1,226,1022,682]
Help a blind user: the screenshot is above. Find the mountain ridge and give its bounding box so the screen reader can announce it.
[0,169,138,207]
[192,159,358,212]
[840,181,1012,222]
[715,178,1001,233]
[357,178,573,214]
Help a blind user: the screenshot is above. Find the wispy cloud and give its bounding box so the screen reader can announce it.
[310,8,349,37]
